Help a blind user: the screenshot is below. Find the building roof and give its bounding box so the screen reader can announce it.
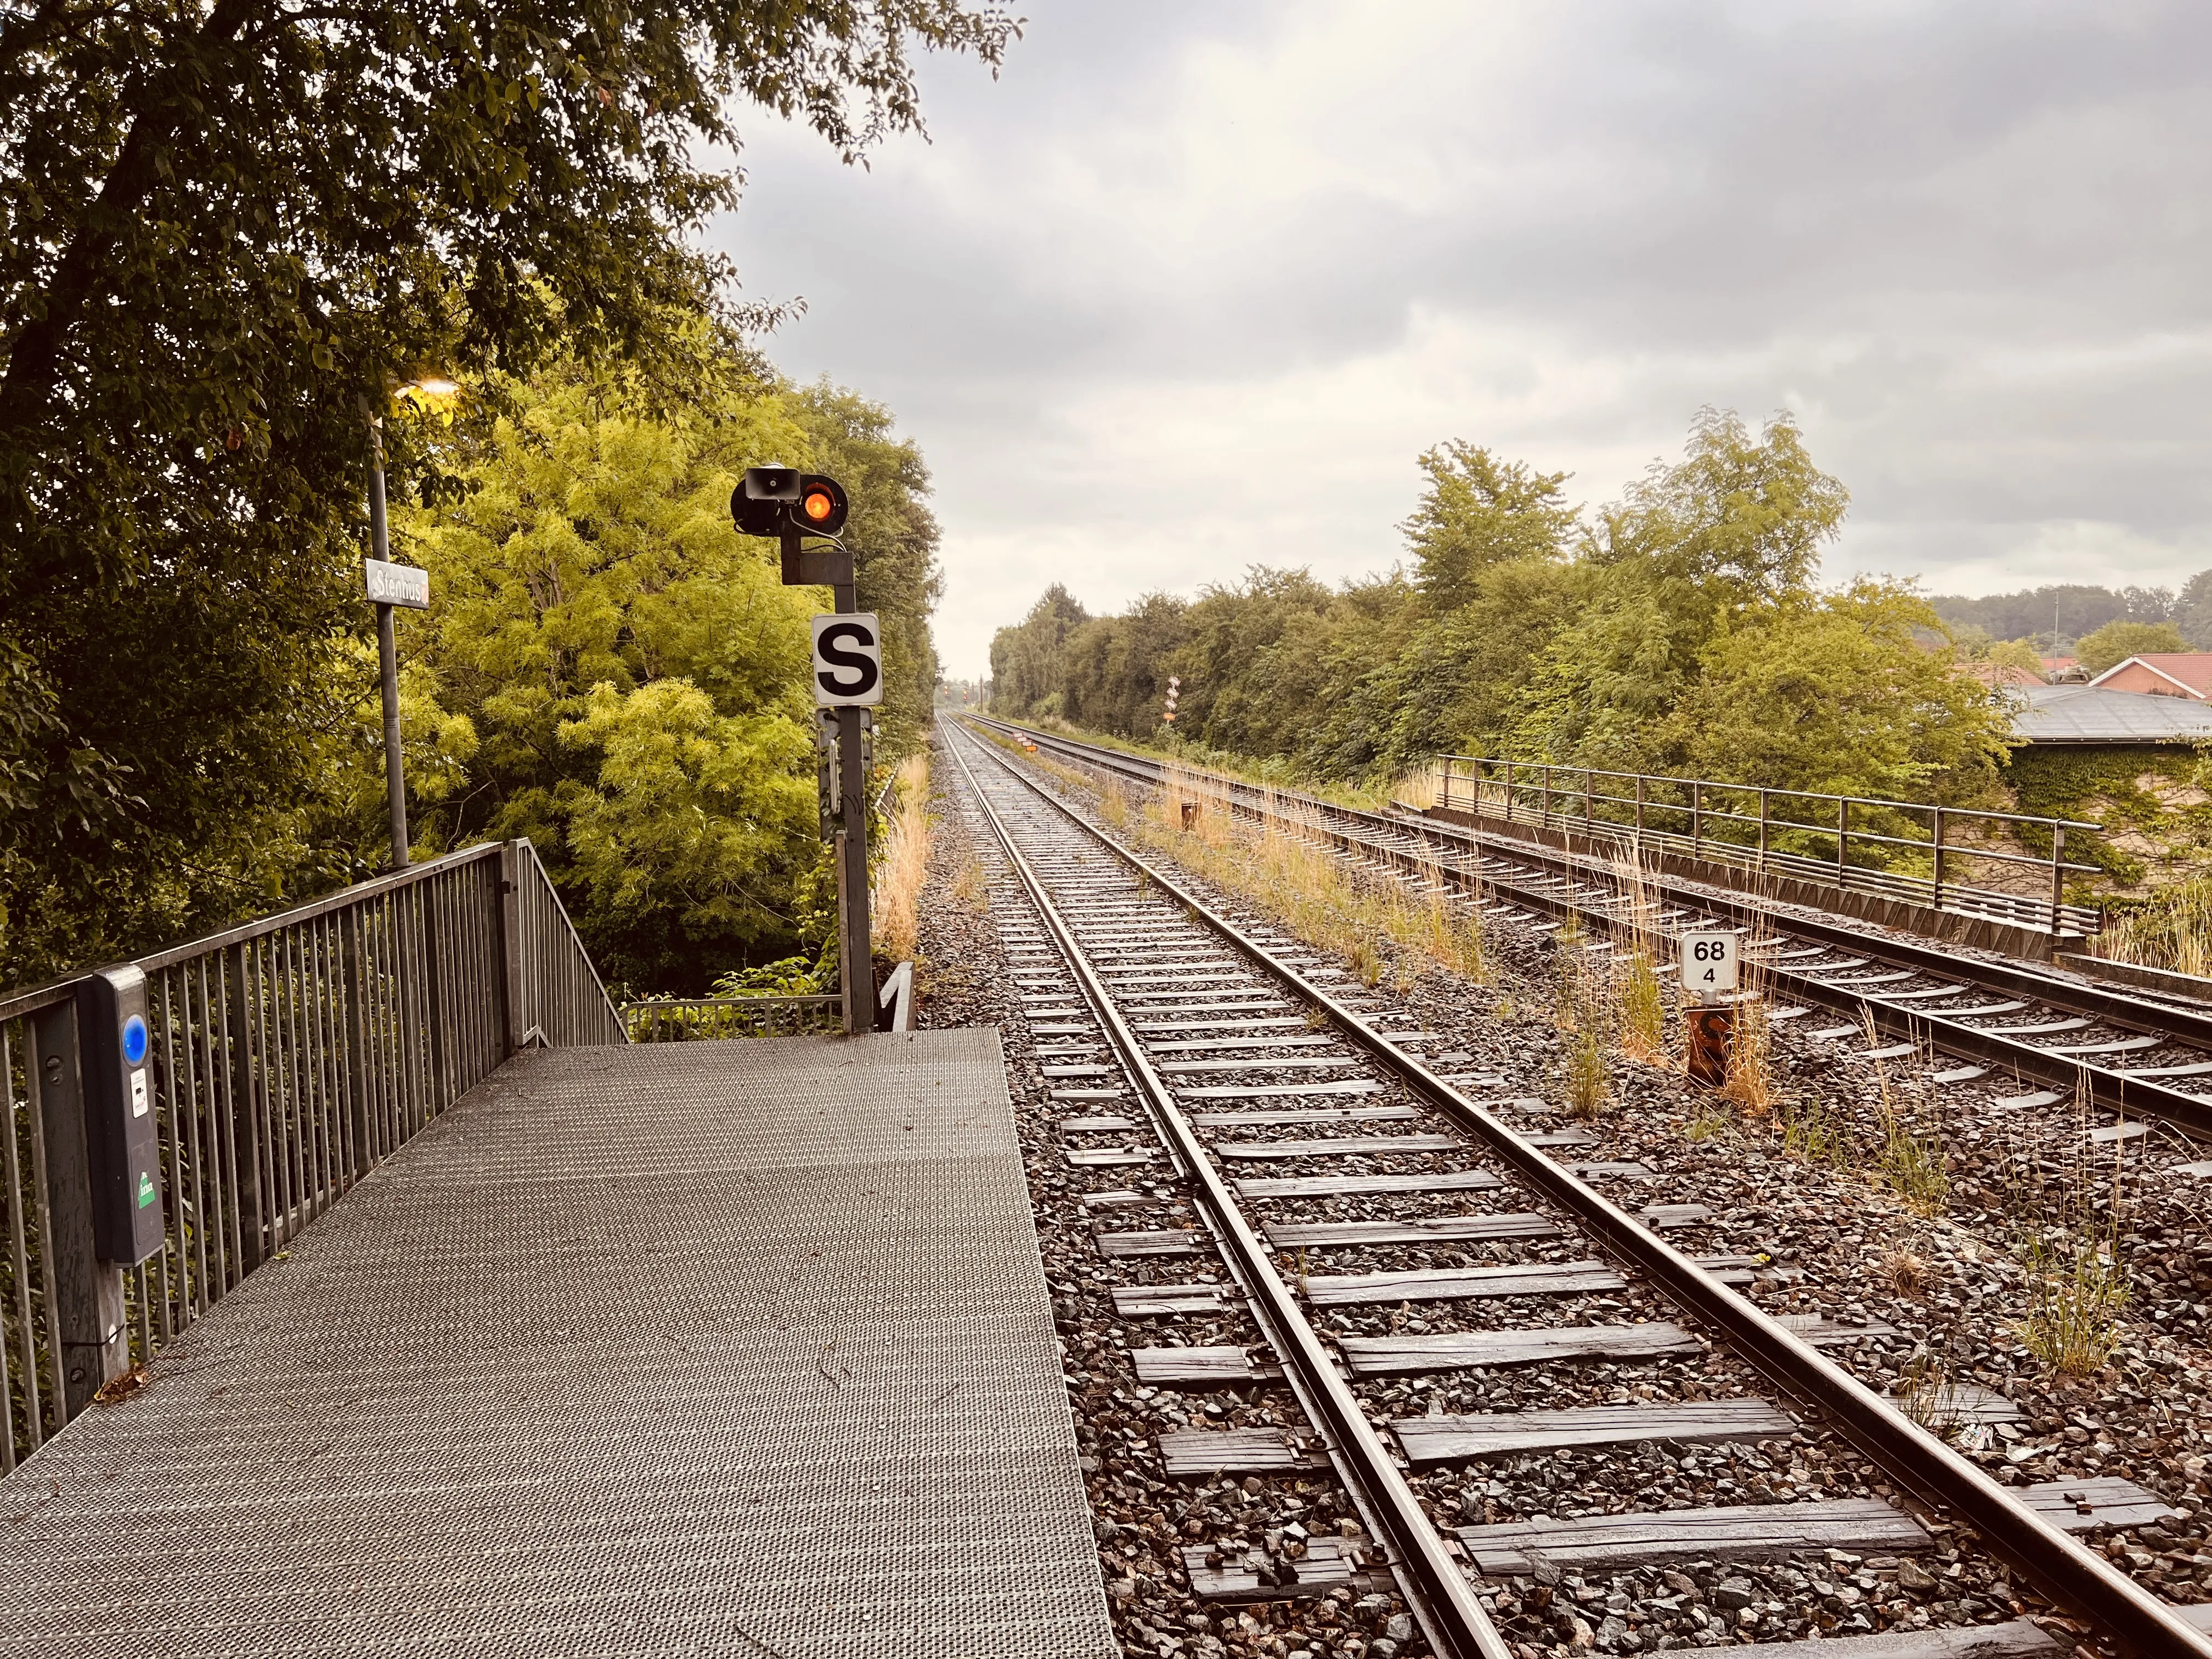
[2087,653,2212,696]
[2009,684,2212,744]
[1960,662,2045,687]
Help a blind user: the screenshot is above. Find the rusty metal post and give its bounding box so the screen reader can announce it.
[1685,1006,1733,1089]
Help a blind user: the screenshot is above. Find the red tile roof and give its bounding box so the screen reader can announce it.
[2089,653,2212,697]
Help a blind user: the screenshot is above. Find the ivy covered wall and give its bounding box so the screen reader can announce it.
[2002,744,2212,895]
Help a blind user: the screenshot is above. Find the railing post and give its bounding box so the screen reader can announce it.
[1541,766,1551,827]
[1758,790,1769,871]
[1584,768,1594,832]
[2051,826,2067,938]
[1635,774,1645,843]
[1691,780,1702,856]
[497,840,526,1058]
[343,909,371,1172]
[1503,760,1514,823]
[1837,798,1849,876]
[1932,807,1946,910]
[225,943,267,1273]
[421,878,450,1108]
[30,1000,131,1415]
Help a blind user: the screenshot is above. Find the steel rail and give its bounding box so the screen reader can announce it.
[974,717,2212,1135]
[955,718,2212,1659]
[943,726,1512,1659]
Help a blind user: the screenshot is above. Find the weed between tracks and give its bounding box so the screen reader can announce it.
[2003,1077,2132,1376]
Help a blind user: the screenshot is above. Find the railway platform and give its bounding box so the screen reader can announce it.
[0,1030,1116,1659]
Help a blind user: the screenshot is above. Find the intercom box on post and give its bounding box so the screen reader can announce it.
[76,965,166,1265]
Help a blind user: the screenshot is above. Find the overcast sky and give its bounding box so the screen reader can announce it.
[712,1,2212,679]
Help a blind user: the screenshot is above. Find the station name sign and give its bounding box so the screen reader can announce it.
[364,558,431,610]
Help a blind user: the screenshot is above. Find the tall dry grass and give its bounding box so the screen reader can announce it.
[1604,849,1668,1066]
[873,753,933,963]
[2099,874,2212,978]
[1128,763,1489,990]
[1389,766,1440,811]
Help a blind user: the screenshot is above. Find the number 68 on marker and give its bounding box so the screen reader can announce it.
[1678,931,1739,994]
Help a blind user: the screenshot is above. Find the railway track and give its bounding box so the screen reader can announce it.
[941,719,2212,1659]
[967,715,2212,1142]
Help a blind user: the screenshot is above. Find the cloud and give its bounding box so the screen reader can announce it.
[713,0,2212,673]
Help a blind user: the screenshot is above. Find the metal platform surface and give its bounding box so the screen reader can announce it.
[0,1031,1118,1659]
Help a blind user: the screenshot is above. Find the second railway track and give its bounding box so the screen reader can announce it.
[940,719,2212,1659]
[968,715,2212,1142]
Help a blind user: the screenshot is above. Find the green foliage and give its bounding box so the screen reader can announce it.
[0,0,1013,986]
[2178,568,2212,651]
[1513,410,1852,769]
[1650,579,2013,803]
[391,353,907,994]
[1928,583,2175,651]
[1984,637,2047,675]
[1401,442,1577,612]
[989,585,1091,713]
[987,407,2010,817]
[2004,745,2212,891]
[2074,619,2188,677]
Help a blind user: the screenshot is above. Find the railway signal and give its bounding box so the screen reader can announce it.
[730,466,849,538]
[737,464,875,1034]
[1163,674,1181,726]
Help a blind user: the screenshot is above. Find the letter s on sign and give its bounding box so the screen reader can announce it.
[811,612,884,707]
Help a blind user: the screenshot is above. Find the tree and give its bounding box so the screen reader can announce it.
[1654,582,2014,804]
[0,0,1015,984]
[989,585,1091,715]
[2175,568,2212,651]
[1400,442,1577,612]
[2075,619,2188,678]
[1515,410,1849,769]
[392,354,833,994]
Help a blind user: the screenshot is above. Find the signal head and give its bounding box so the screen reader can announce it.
[730,467,848,538]
[796,474,849,535]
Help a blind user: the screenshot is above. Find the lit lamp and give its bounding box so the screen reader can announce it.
[363,377,455,870]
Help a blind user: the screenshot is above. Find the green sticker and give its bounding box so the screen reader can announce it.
[137,1172,156,1208]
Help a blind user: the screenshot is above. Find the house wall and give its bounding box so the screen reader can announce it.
[2096,662,2204,698]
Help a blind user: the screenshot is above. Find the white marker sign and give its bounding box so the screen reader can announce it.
[1679,931,1739,995]
[811,612,884,707]
[364,558,431,610]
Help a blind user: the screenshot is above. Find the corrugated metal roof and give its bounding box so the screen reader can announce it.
[2010,684,2212,744]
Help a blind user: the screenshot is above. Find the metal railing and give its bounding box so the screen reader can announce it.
[622,995,844,1041]
[1434,756,2106,939]
[622,962,917,1042]
[0,839,623,1466]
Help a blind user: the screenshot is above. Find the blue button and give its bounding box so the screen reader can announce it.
[122,1014,148,1066]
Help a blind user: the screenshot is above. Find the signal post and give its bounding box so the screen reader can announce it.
[732,467,884,1035]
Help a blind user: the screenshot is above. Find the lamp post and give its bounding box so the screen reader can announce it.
[364,378,454,871]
